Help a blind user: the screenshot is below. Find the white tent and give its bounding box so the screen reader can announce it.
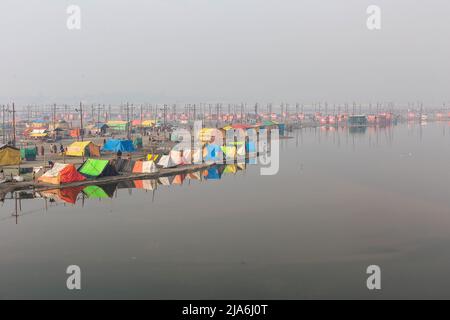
[142,161,158,173]
[182,149,202,164]
[158,155,177,168]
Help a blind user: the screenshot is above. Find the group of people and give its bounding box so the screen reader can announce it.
[33,143,65,156]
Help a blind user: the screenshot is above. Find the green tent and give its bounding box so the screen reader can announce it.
[20,147,37,161]
[78,159,118,179]
[83,184,117,198]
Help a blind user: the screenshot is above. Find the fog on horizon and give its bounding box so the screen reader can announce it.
[0,0,449,106]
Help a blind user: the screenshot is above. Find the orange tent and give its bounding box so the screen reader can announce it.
[38,163,87,185]
[40,186,84,204]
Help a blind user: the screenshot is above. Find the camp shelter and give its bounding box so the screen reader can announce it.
[158,175,174,186]
[20,147,37,161]
[66,141,101,157]
[112,158,135,173]
[231,123,253,130]
[204,166,222,180]
[220,145,237,158]
[134,179,157,190]
[132,160,158,174]
[38,163,87,185]
[30,129,48,138]
[246,141,257,154]
[179,149,202,164]
[198,128,224,144]
[106,121,129,131]
[172,174,185,185]
[158,155,177,168]
[170,149,194,165]
[78,159,118,179]
[102,139,135,153]
[0,144,21,166]
[147,154,160,162]
[40,186,84,204]
[203,144,222,162]
[83,184,117,199]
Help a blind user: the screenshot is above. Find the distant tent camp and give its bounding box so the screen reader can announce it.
[78,159,118,179]
[0,144,21,166]
[158,155,177,168]
[40,186,84,204]
[203,144,222,162]
[66,141,101,157]
[83,184,116,199]
[134,179,157,190]
[132,160,158,174]
[102,139,135,153]
[38,163,87,185]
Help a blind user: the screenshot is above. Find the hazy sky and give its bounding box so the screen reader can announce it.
[0,0,449,105]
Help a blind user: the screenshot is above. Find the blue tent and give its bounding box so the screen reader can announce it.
[205,166,222,180]
[102,139,135,152]
[204,144,222,162]
[246,141,256,153]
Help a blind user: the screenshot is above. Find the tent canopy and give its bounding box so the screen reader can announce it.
[38,163,86,185]
[66,141,101,157]
[79,159,118,178]
[132,160,158,173]
[102,139,135,153]
[0,144,21,166]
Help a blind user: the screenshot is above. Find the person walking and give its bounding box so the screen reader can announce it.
[40,145,45,156]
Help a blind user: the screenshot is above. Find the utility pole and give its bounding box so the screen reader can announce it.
[140,104,143,136]
[12,103,16,147]
[79,102,84,141]
[53,103,57,140]
[126,102,131,140]
[2,105,5,144]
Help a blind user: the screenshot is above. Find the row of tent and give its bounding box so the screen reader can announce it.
[37,157,159,185]
[39,164,245,204]
[65,139,135,157]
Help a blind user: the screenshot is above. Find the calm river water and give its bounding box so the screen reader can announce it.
[1,122,450,299]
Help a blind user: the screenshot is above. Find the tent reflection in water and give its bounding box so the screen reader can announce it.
[172,174,185,185]
[78,159,118,179]
[83,184,117,199]
[158,175,174,186]
[66,141,101,157]
[186,171,201,180]
[40,186,84,204]
[134,179,157,190]
[203,166,222,180]
[38,163,87,185]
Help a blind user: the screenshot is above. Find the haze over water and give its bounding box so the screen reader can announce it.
[1,122,450,299]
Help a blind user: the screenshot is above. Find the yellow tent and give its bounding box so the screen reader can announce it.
[0,144,21,166]
[66,141,101,157]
